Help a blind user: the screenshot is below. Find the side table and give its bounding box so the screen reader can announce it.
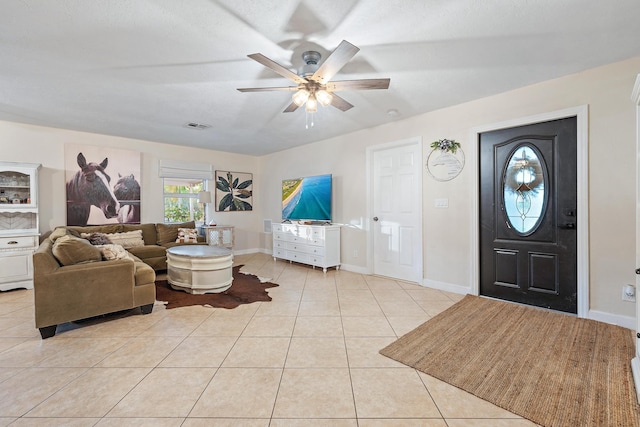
[203,225,234,249]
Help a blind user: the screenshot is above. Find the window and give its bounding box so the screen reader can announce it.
[502,145,547,234]
[158,158,213,224]
[163,178,205,223]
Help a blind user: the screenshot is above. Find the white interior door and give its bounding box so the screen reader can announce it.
[632,74,640,403]
[369,138,422,283]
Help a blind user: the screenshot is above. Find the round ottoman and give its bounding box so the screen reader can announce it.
[166,245,233,294]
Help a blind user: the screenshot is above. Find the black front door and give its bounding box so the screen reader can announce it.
[479,117,577,313]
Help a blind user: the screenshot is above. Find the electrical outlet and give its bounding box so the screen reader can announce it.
[622,284,636,302]
[353,249,359,258]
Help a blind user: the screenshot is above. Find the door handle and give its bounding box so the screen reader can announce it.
[635,268,640,275]
[559,222,576,229]
[373,217,379,222]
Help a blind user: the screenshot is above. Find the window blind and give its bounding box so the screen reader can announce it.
[158,159,213,180]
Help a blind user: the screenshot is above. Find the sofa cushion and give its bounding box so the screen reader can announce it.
[52,235,103,266]
[126,253,156,285]
[176,228,199,243]
[156,221,196,245]
[103,230,145,249]
[126,244,167,260]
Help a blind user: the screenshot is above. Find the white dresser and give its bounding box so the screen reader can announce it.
[0,162,41,291]
[272,223,340,273]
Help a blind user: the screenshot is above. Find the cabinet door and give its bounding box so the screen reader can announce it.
[0,252,32,283]
[0,165,38,208]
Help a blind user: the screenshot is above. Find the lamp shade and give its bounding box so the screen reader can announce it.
[198,191,212,203]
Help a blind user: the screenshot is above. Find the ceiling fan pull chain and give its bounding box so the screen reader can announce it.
[306,111,315,129]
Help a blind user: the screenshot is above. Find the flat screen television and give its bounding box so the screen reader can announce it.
[282,174,332,222]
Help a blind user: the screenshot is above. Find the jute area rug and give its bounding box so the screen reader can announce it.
[380,295,640,427]
[155,265,278,309]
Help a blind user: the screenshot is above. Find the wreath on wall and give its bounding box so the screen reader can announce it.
[426,138,465,182]
[430,139,461,154]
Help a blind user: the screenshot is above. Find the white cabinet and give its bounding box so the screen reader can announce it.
[272,223,340,272]
[0,162,41,291]
[203,225,234,249]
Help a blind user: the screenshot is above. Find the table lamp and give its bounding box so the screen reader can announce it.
[197,191,212,225]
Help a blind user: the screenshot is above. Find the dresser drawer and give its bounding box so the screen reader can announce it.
[305,245,325,256]
[0,235,37,250]
[310,228,325,239]
[273,232,288,242]
[287,252,309,263]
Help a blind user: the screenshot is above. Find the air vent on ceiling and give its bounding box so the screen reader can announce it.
[184,122,211,130]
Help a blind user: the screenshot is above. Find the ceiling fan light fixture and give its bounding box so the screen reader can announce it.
[316,90,333,107]
[292,89,310,107]
[305,95,318,113]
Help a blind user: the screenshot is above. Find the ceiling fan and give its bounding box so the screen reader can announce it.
[237,40,390,118]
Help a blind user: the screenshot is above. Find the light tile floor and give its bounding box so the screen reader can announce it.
[0,252,539,426]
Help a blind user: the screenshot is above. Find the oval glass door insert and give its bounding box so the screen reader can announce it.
[503,145,546,234]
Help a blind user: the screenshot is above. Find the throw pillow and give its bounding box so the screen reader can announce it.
[103,230,145,249]
[81,232,113,246]
[176,228,199,243]
[52,235,103,266]
[156,221,196,245]
[48,227,69,242]
[95,244,128,260]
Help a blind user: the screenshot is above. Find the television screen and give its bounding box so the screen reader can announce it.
[282,174,332,222]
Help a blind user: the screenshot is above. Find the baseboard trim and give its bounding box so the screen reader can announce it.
[338,263,370,275]
[233,248,263,256]
[421,278,471,295]
[587,309,635,329]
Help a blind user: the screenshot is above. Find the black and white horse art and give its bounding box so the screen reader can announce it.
[66,152,120,226]
[114,173,141,224]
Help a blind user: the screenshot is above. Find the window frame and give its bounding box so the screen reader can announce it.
[162,177,207,224]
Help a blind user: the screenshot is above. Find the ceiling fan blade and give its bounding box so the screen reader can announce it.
[329,93,354,112]
[237,86,298,92]
[310,40,360,84]
[247,53,307,85]
[326,79,391,91]
[283,101,300,113]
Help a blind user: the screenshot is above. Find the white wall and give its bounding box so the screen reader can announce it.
[260,56,640,322]
[0,122,263,252]
[3,56,638,322]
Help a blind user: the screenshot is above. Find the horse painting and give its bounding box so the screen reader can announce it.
[66,152,120,226]
[114,173,141,224]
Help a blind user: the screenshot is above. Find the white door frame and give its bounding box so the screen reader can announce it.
[630,74,640,403]
[366,136,424,280]
[469,105,589,318]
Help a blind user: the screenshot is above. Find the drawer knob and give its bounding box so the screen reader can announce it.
[7,241,18,245]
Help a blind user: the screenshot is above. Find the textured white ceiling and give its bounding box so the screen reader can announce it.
[1,0,639,155]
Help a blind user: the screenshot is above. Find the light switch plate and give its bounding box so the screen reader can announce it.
[434,198,449,208]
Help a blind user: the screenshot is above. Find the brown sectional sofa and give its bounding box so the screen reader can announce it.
[33,221,205,338]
